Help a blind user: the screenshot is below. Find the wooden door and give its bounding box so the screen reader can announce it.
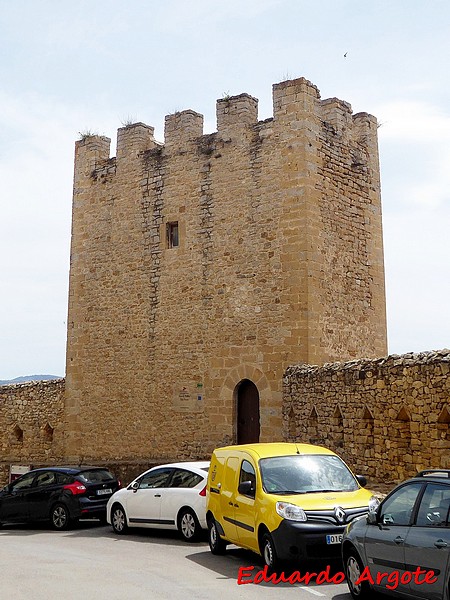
[237,379,260,444]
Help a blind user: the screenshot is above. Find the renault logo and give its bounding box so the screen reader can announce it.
[335,506,346,523]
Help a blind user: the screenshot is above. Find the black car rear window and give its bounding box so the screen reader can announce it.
[77,469,115,483]
[56,472,74,485]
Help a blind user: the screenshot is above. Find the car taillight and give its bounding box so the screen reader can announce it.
[199,485,207,497]
[118,480,122,489]
[63,482,87,495]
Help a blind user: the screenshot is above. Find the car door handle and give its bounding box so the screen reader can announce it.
[394,536,405,544]
[228,501,233,506]
[234,503,239,508]
[434,539,448,549]
[154,494,161,497]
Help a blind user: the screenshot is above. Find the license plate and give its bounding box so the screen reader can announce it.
[326,534,343,544]
[97,488,112,496]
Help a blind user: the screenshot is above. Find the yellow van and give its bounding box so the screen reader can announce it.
[206,442,378,568]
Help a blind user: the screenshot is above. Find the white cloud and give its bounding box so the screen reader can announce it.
[377,100,450,209]
[384,205,450,355]
[378,100,450,142]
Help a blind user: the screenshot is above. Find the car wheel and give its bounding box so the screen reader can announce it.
[208,518,227,554]
[50,503,71,530]
[111,504,128,534]
[346,549,373,599]
[178,508,201,542]
[261,532,279,571]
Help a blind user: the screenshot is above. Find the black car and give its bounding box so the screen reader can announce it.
[0,466,120,530]
[342,469,450,600]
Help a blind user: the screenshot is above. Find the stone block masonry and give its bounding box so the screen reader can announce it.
[2,349,449,489]
[0,379,65,485]
[0,379,157,487]
[284,349,450,485]
[64,77,387,467]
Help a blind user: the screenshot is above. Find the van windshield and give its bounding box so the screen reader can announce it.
[259,454,358,494]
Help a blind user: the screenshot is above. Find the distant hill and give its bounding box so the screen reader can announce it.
[0,374,63,386]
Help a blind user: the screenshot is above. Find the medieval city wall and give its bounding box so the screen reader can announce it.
[283,349,450,485]
[0,379,153,487]
[64,77,387,465]
[1,350,449,487]
[0,379,65,485]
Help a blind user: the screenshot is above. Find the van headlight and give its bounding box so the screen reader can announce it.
[276,501,307,522]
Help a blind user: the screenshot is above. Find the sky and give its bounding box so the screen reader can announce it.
[0,0,449,379]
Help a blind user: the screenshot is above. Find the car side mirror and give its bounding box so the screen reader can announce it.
[367,511,378,525]
[238,480,255,496]
[130,481,139,492]
[356,475,367,488]
[367,509,379,525]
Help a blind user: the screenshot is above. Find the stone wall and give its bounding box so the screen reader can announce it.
[2,349,449,488]
[0,379,65,486]
[0,380,158,487]
[283,349,450,485]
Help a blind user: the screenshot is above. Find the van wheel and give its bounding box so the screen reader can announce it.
[208,519,227,554]
[262,533,279,571]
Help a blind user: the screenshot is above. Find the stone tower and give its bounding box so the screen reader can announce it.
[64,77,387,464]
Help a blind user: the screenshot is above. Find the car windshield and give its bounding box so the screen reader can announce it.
[77,469,115,483]
[259,454,358,494]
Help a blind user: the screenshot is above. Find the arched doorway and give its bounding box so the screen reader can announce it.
[236,379,260,444]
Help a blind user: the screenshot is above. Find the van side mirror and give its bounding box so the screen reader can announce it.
[238,480,255,497]
[356,475,367,488]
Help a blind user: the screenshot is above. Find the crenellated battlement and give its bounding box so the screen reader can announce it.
[117,122,157,160]
[273,77,320,120]
[73,135,112,188]
[216,93,258,136]
[164,109,203,149]
[352,111,379,146]
[74,77,378,174]
[320,97,353,135]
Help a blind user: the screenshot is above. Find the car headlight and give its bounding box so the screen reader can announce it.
[276,501,307,522]
[368,495,380,512]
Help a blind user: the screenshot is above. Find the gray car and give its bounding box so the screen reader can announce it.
[342,470,450,599]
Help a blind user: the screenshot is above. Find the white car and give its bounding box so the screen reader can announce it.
[106,461,209,542]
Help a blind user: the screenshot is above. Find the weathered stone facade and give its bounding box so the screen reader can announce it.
[64,77,387,465]
[2,349,449,488]
[284,349,450,485]
[0,379,65,485]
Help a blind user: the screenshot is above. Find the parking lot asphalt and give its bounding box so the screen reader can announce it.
[0,521,355,600]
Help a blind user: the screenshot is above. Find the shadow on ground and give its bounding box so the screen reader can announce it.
[0,520,209,546]
[186,546,350,591]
